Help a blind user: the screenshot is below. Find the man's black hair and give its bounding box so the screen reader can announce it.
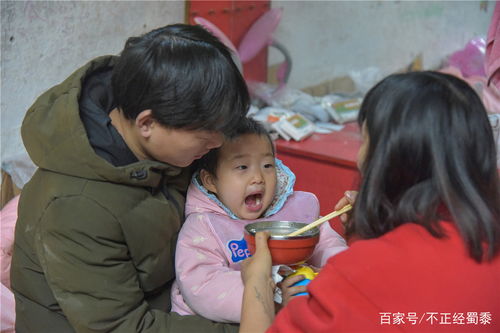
[112,24,249,135]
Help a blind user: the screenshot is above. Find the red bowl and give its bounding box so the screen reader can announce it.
[244,221,320,265]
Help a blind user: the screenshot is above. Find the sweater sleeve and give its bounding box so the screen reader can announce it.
[175,213,245,323]
[36,196,236,333]
[308,222,348,267]
[267,256,382,333]
[295,192,348,268]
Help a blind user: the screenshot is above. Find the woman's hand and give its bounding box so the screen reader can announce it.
[334,190,357,224]
[240,232,275,333]
[241,232,273,286]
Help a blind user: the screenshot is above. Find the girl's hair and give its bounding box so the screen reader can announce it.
[347,71,500,262]
[112,24,249,136]
[199,117,274,176]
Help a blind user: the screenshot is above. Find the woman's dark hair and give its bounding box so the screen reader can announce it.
[111,24,249,135]
[347,71,500,262]
[199,117,275,176]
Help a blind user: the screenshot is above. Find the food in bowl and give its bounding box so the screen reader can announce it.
[244,221,320,265]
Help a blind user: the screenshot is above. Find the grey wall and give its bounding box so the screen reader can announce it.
[271,1,493,89]
[1,0,185,140]
[0,0,495,188]
[1,0,185,187]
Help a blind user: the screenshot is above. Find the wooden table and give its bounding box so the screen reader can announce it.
[275,123,361,235]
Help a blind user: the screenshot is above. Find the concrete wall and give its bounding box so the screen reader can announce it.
[1,0,185,187]
[1,0,184,145]
[0,0,495,188]
[271,1,493,90]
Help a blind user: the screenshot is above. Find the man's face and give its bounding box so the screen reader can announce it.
[143,124,224,167]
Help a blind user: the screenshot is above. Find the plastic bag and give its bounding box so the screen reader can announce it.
[448,37,486,78]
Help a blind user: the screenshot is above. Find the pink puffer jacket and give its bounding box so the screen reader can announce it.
[1,195,19,333]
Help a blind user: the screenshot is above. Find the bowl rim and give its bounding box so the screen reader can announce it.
[244,220,320,240]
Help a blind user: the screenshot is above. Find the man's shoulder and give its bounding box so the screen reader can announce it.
[22,169,154,220]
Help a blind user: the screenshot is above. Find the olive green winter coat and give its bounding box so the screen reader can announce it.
[11,56,238,333]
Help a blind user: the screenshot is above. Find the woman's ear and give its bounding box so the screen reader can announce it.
[135,110,155,139]
[200,169,218,194]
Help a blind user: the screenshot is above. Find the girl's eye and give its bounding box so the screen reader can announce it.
[264,163,275,169]
[236,165,247,170]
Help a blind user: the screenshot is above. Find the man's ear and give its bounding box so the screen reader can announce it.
[200,169,218,194]
[135,110,155,139]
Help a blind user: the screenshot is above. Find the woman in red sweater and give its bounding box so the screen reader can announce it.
[240,71,500,332]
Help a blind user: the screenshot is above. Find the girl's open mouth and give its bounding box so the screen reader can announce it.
[245,193,263,212]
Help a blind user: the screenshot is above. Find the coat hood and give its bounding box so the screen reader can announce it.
[21,56,184,188]
[185,159,295,219]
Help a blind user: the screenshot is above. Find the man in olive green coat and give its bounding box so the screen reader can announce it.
[11,24,249,332]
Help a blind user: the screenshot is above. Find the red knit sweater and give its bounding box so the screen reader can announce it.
[268,221,500,332]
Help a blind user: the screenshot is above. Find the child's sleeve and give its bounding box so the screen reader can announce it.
[300,193,348,267]
[309,222,348,267]
[174,213,244,323]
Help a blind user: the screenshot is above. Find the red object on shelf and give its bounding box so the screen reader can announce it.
[186,0,270,83]
[275,123,362,236]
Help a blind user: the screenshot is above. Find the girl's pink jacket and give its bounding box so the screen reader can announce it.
[170,180,347,323]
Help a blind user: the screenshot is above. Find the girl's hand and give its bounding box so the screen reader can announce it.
[278,274,307,307]
[334,190,358,223]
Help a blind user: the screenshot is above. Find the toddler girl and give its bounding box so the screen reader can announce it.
[170,118,347,323]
